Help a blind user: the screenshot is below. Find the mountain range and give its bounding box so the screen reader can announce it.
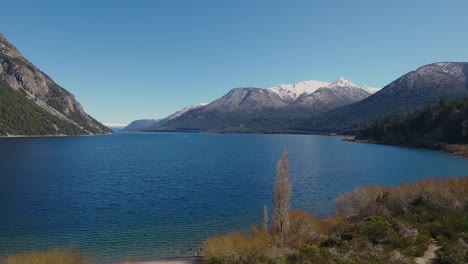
[125,77,377,132]
[125,62,468,134]
[303,62,468,133]
[124,103,208,131]
[2,33,466,136]
[0,33,111,136]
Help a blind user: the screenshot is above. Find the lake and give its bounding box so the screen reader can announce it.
[1,132,467,261]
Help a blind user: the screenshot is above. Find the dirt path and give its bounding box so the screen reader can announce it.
[415,240,441,264]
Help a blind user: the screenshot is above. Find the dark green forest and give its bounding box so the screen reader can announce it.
[0,83,85,136]
[355,97,468,147]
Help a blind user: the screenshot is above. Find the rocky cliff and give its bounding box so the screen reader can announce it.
[0,33,111,136]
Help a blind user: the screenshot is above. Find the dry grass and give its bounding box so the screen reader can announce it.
[335,177,468,218]
[203,176,468,263]
[203,229,270,264]
[287,211,330,247]
[6,248,92,264]
[440,144,468,157]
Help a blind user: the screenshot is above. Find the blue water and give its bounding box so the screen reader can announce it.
[1,132,467,261]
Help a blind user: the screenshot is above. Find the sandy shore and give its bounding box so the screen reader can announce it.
[121,257,202,264]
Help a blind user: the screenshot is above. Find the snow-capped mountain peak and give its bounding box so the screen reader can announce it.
[167,103,208,120]
[328,77,380,94]
[268,80,329,101]
[327,77,359,88]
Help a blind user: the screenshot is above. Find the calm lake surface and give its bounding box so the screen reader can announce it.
[1,132,468,261]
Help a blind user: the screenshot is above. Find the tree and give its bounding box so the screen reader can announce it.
[272,149,292,241]
[263,204,269,232]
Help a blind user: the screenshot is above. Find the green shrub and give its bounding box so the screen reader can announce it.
[358,216,389,244]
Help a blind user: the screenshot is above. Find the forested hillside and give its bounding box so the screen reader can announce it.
[0,82,84,136]
[355,97,468,154]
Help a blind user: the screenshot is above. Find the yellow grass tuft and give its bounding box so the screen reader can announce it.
[288,211,329,247]
[203,230,270,264]
[6,248,92,264]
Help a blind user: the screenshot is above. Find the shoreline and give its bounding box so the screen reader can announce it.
[119,256,202,264]
[343,137,468,158]
[0,133,113,139]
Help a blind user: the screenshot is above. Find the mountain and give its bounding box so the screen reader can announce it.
[149,88,289,132]
[302,62,468,134]
[0,82,87,135]
[124,119,162,131]
[165,103,208,120]
[123,103,208,131]
[103,123,128,131]
[268,80,329,102]
[354,97,468,156]
[289,78,371,111]
[152,78,374,132]
[0,33,111,136]
[360,86,379,94]
[201,87,287,113]
[267,78,378,103]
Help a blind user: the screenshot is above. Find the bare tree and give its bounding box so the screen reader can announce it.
[272,150,292,241]
[263,204,269,232]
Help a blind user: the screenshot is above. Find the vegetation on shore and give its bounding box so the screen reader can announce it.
[203,153,468,263]
[355,97,468,156]
[2,248,91,264]
[3,153,467,263]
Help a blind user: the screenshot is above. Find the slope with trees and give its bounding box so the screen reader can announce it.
[0,82,85,136]
[354,97,468,157]
[301,62,468,134]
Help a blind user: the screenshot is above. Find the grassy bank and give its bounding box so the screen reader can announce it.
[203,177,468,264]
[3,176,466,263]
[2,248,92,264]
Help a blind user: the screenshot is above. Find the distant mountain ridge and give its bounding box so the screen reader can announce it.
[124,119,161,131]
[0,33,111,136]
[123,103,208,131]
[141,77,374,132]
[268,80,330,102]
[267,77,378,102]
[302,62,468,133]
[125,62,467,135]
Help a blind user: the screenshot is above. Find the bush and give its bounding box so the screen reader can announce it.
[288,245,336,264]
[6,248,92,264]
[335,177,468,219]
[203,230,270,264]
[358,216,389,244]
[287,211,329,247]
[335,186,389,218]
[438,238,468,264]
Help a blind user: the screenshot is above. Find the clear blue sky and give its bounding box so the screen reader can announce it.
[2,0,468,124]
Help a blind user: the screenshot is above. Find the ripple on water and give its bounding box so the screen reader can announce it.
[1,132,468,261]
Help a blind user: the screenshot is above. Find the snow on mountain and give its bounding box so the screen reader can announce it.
[103,122,128,128]
[268,78,380,101]
[327,77,359,88]
[328,77,379,94]
[268,80,329,101]
[360,86,380,94]
[166,103,208,120]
